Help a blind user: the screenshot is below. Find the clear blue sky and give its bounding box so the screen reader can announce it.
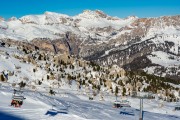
[0,0,180,19]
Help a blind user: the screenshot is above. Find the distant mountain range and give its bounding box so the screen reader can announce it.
[0,10,180,80]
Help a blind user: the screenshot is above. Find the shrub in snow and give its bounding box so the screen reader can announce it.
[38,81,42,85]
[19,81,26,88]
[49,89,55,95]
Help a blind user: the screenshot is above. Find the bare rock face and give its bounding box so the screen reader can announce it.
[31,39,54,51]
[31,38,71,54]
[95,10,107,18]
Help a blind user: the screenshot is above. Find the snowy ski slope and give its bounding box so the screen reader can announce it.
[0,84,180,120]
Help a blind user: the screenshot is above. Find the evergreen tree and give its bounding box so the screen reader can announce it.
[115,86,118,96]
[49,89,55,95]
[38,54,42,60]
[122,87,126,96]
[38,81,42,85]
[0,74,5,81]
[33,68,36,73]
[47,75,50,80]
[19,81,26,88]
[82,80,85,85]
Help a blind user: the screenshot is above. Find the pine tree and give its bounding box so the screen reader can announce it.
[49,89,55,95]
[33,68,36,73]
[19,81,26,88]
[38,54,42,60]
[118,80,124,86]
[82,80,85,85]
[97,85,101,91]
[0,74,5,81]
[38,81,42,85]
[122,87,126,96]
[47,75,50,80]
[115,86,118,96]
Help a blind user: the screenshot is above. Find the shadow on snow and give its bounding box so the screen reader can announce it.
[119,108,135,116]
[45,109,68,116]
[0,111,24,120]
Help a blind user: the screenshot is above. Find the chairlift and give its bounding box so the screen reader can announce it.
[89,96,93,100]
[11,89,26,107]
[113,99,131,108]
[119,100,131,107]
[174,105,180,111]
[113,101,121,108]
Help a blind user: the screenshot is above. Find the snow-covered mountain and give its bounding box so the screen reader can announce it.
[0,10,180,119]
[0,10,137,41]
[0,10,180,80]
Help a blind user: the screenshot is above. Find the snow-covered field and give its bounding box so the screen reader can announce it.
[0,84,180,120]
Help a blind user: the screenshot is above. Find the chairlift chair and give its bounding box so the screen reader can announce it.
[113,101,121,108]
[175,105,180,111]
[89,96,93,100]
[119,100,131,107]
[113,100,131,108]
[11,89,26,107]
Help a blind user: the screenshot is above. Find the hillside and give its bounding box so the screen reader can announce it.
[0,42,179,103]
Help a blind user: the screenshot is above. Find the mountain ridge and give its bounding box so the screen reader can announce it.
[0,10,180,80]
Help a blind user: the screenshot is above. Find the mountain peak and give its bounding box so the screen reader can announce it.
[125,16,138,20]
[44,11,69,18]
[44,11,56,15]
[8,17,18,21]
[78,10,108,18]
[94,10,107,18]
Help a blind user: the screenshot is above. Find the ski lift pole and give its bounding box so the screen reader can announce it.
[139,97,143,120]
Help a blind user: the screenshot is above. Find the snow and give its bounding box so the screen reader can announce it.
[147,51,180,67]
[74,10,136,29]
[2,20,81,41]
[0,47,47,85]
[0,10,138,41]
[0,85,180,120]
[0,21,8,29]
[144,50,180,77]
[111,30,132,41]
[20,11,70,25]
[0,87,84,120]
[0,12,81,41]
